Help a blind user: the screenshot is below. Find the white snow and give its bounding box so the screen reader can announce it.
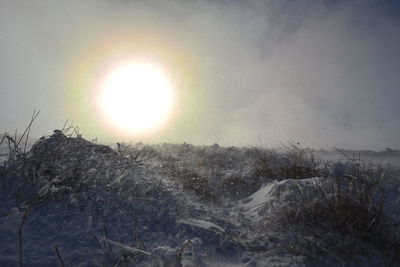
[240,177,325,220]
[177,218,225,233]
[1,134,399,266]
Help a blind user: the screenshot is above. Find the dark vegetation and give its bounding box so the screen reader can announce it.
[0,121,399,266]
[121,141,400,264]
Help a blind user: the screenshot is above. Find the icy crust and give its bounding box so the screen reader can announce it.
[0,133,399,266]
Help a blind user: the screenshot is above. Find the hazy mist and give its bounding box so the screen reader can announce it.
[1,0,399,150]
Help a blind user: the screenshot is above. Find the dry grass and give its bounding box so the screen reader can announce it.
[250,143,328,181]
[3,119,399,265]
[275,152,400,263]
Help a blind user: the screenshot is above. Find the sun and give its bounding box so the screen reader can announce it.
[98,61,175,134]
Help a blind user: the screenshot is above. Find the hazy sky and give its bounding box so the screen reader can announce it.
[1,0,399,150]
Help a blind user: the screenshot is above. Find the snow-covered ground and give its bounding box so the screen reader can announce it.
[0,132,399,266]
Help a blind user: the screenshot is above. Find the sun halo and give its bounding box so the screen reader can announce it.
[98,61,175,134]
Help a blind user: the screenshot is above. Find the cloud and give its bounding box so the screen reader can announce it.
[0,0,399,150]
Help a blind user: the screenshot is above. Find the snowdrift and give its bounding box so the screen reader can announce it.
[0,132,399,266]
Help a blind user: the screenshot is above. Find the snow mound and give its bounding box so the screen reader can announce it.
[1,133,399,266]
[240,177,325,220]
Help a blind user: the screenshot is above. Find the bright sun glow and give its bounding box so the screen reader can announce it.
[99,61,174,133]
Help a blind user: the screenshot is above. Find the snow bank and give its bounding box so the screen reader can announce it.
[240,177,325,221]
[0,132,399,266]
